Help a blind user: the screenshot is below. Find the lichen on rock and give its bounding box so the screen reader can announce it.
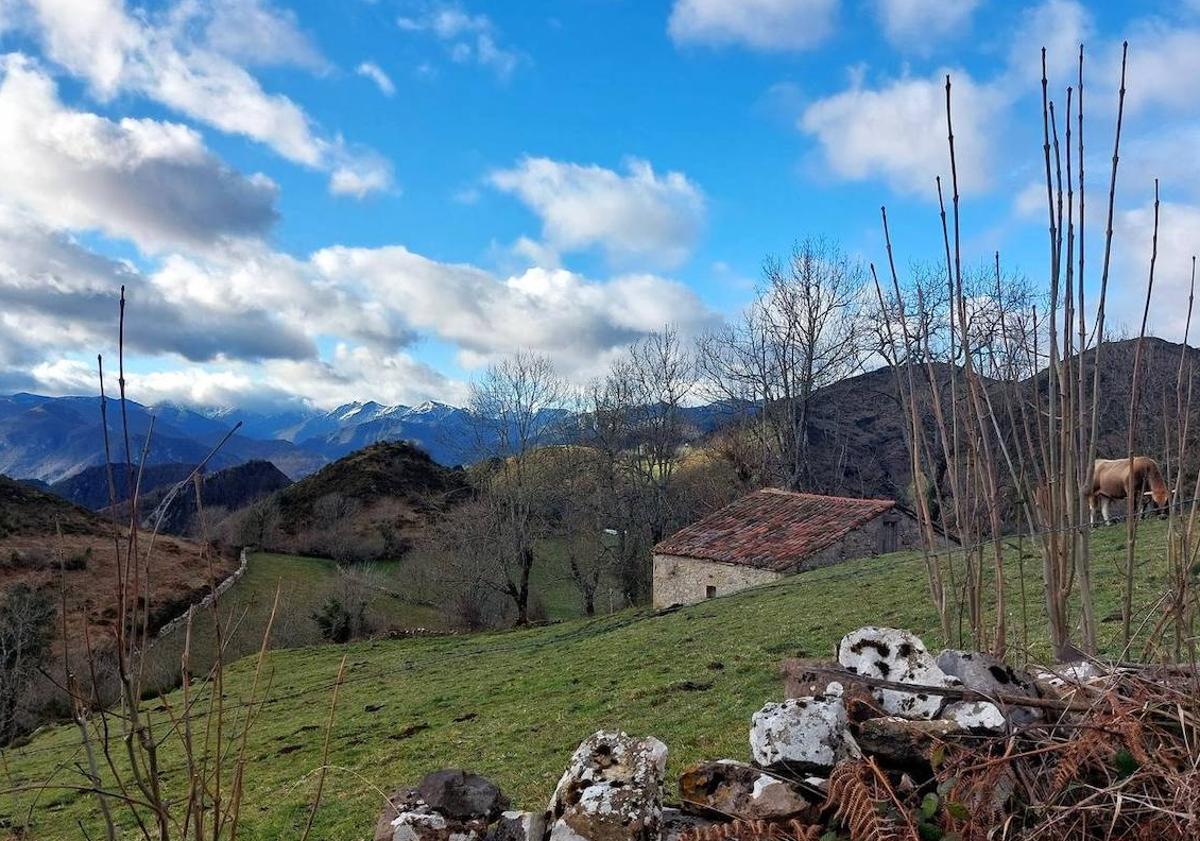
[837,626,959,719]
[749,686,857,772]
[547,730,668,841]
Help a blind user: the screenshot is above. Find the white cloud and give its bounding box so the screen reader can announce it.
[396,3,521,79]
[0,211,316,364]
[0,55,277,250]
[510,236,561,270]
[356,60,395,96]
[198,0,328,71]
[873,0,978,48]
[15,0,390,196]
[1114,201,1200,341]
[489,157,706,268]
[328,147,395,198]
[262,348,468,409]
[1013,181,1046,220]
[13,352,467,412]
[1119,23,1200,117]
[668,0,838,52]
[1008,0,1093,85]
[312,246,719,378]
[800,69,1003,196]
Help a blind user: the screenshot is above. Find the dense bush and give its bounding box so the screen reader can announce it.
[312,594,372,644]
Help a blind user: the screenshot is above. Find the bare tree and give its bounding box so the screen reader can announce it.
[232,496,280,548]
[700,238,870,490]
[578,328,700,604]
[468,350,567,625]
[548,447,616,617]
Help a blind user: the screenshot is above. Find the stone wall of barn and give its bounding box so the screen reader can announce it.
[652,511,931,608]
[652,554,783,609]
[794,510,928,573]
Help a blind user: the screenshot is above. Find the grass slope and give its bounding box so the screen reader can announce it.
[139,552,446,687]
[2,521,1178,840]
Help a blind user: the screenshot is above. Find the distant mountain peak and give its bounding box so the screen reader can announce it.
[408,400,451,415]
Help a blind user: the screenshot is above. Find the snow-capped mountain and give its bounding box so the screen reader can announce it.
[0,391,740,483]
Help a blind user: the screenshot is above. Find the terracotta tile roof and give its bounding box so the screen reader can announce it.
[653,488,897,573]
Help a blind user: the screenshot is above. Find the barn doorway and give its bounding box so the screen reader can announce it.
[881,516,899,553]
[705,585,717,599]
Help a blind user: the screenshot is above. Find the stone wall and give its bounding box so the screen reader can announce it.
[155,547,249,639]
[794,510,927,574]
[652,554,782,609]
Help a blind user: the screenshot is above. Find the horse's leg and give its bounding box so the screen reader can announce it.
[1088,494,1096,527]
[1102,496,1112,526]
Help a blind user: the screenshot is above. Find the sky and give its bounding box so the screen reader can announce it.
[0,0,1197,412]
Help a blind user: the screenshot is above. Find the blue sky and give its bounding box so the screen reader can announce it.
[0,0,1196,410]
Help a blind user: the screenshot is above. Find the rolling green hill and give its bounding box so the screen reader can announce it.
[1,520,1179,840]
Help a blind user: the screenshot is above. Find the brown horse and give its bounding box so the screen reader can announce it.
[1088,457,1170,526]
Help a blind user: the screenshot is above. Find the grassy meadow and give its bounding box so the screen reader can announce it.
[138,551,448,687]
[1,519,1185,840]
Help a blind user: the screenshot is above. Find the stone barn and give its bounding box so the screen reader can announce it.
[652,488,927,608]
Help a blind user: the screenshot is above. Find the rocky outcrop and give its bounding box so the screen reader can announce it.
[486,811,547,841]
[418,770,510,821]
[855,716,965,768]
[547,731,668,841]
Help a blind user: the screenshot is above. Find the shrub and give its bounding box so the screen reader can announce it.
[3,548,53,571]
[311,594,372,644]
[0,584,57,744]
[62,547,91,571]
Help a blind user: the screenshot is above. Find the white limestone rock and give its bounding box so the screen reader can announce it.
[944,701,1007,732]
[749,688,853,772]
[388,807,489,841]
[936,649,1041,725]
[547,731,668,841]
[837,627,959,719]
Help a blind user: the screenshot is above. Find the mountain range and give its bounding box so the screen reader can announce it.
[0,388,741,486]
[8,337,1190,492]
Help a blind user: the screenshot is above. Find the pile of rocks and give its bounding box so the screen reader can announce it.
[375,627,1084,841]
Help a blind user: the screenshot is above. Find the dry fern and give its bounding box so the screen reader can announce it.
[676,818,823,841]
[823,761,917,841]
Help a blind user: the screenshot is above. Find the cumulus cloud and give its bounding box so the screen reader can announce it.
[800,69,1003,197]
[668,0,838,52]
[0,55,277,250]
[0,204,718,405]
[489,157,706,268]
[1118,23,1200,117]
[328,145,395,198]
[14,0,390,196]
[356,61,395,96]
[872,0,978,49]
[311,246,720,378]
[0,212,315,364]
[1113,201,1200,342]
[396,4,521,79]
[262,348,469,409]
